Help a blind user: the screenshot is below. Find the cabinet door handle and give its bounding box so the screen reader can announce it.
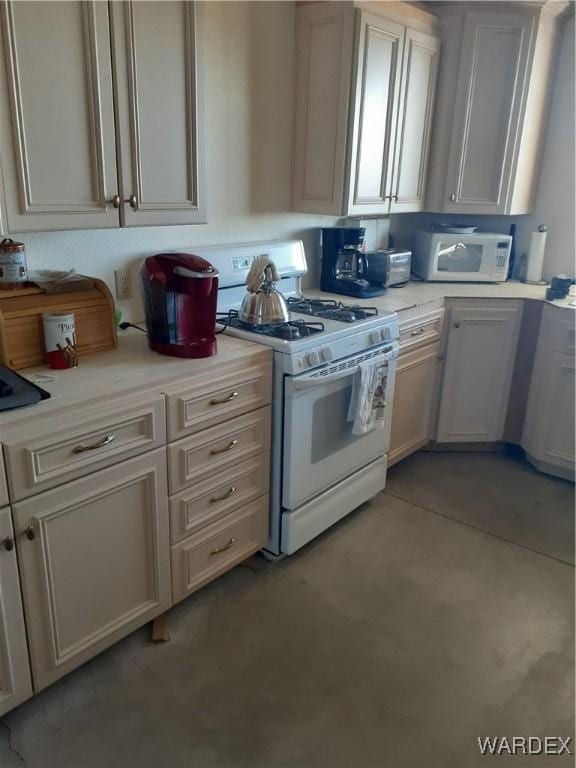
[209,391,239,406]
[210,486,237,503]
[210,439,238,456]
[23,526,35,541]
[2,536,14,551]
[110,194,121,208]
[73,434,116,453]
[410,327,426,337]
[210,537,237,556]
[449,193,456,202]
[127,194,137,209]
[453,322,461,329]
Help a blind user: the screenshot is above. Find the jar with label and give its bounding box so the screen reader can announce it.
[0,238,28,288]
[43,312,78,369]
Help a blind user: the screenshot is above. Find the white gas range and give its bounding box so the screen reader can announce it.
[192,240,399,556]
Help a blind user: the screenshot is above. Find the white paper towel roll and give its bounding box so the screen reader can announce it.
[525,226,547,283]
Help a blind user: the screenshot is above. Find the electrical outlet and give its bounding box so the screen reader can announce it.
[114,268,132,300]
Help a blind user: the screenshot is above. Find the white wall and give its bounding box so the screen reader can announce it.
[18,2,340,322]
[515,16,575,280]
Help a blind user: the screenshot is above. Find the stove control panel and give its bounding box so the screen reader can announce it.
[369,328,391,345]
[298,347,333,369]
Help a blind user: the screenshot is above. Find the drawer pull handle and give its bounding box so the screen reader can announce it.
[210,486,237,503]
[410,327,426,337]
[24,526,35,541]
[73,434,117,453]
[210,439,238,456]
[2,536,14,551]
[210,391,239,406]
[210,537,237,555]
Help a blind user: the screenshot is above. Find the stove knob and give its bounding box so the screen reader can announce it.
[370,331,381,345]
[321,348,333,363]
[380,328,390,342]
[307,351,320,367]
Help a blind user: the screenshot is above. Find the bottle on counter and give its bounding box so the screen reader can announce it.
[0,238,28,288]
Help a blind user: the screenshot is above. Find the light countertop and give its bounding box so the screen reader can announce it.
[304,280,558,316]
[0,332,268,429]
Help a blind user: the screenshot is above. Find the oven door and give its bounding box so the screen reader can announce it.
[282,344,398,510]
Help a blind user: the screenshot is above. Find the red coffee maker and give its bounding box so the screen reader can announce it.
[140,253,219,358]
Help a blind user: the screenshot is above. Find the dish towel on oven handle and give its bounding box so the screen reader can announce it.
[347,358,389,435]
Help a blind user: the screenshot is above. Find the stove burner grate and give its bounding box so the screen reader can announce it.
[221,312,325,340]
[287,297,379,323]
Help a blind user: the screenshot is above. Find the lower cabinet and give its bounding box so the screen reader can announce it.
[389,341,442,466]
[0,507,33,716]
[13,449,171,691]
[436,300,523,442]
[171,495,268,603]
[522,306,575,480]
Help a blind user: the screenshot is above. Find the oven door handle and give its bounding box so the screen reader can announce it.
[288,348,397,392]
[290,366,360,391]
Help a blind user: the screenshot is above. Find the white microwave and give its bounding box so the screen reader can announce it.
[412,231,512,282]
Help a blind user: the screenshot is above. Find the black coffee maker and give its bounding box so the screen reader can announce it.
[321,227,386,298]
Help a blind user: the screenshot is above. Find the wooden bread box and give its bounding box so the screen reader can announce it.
[0,278,117,370]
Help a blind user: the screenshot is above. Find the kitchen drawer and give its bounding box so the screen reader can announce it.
[399,309,444,352]
[168,406,271,495]
[4,394,166,501]
[171,495,268,603]
[165,358,272,441]
[170,453,270,543]
[0,455,8,506]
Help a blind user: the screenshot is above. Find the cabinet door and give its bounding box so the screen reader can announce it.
[0,1,119,231]
[523,307,576,478]
[436,301,523,442]
[0,507,33,715]
[389,28,440,214]
[14,450,170,691]
[442,11,534,214]
[531,352,576,469]
[292,3,356,216]
[0,459,8,507]
[389,342,440,466]
[111,1,206,226]
[346,11,404,215]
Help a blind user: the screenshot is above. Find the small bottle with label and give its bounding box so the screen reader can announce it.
[0,238,28,289]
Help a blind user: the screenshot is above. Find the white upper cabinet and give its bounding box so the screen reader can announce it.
[426,3,568,215]
[0,1,118,231]
[0,1,206,232]
[389,27,439,214]
[110,1,206,227]
[347,13,404,214]
[292,1,440,216]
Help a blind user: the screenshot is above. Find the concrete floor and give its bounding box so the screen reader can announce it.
[1,452,574,768]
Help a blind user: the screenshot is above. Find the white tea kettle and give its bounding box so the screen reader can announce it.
[239,256,289,325]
